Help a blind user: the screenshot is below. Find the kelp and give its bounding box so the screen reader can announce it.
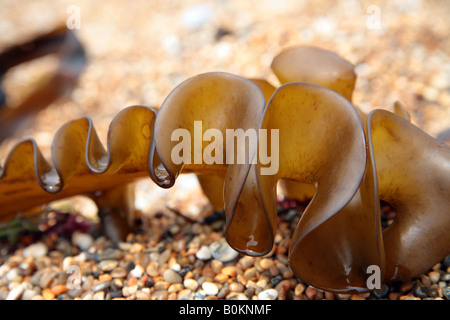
[0,44,449,293]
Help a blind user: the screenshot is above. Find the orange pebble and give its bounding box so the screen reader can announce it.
[221,266,237,277]
[51,284,68,296]
[99,274,112,282]
[43,288,55,300]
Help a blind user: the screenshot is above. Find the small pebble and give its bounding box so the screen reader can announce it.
[154,281,170,290]
[159,249,172,265]
[183,278,199,291]
[130,265,144,278]
[195,246,212,260]
[180,3,213,31]
[6,284,24,300]
[164,269,182,284]
[168,283,183,293]
[271,275,283,287]
[152,291,169,300]
[209,239,239,262]
[6,268,22,283]
[268,265,280,277]
[441,273,450,281]
[243,267,258,280]
[98,248,123,261]
[428,271,440,283]
[239,256,254,269]
[92,280,111,292]
[373,283,389,298]
[258,288,278,300]
[214,273,228,284]
[420,274,432,287]
[226,292,249,300]
[211,260,223,273]
[123,284,138,297]
[93,291,105,300]
[260,258,274,270]
[305,286,319,300]
[178,289,193,300]
[221,266,237,278]
[62,257,77,271]
[294,283,305,296]
[217,285,230,299]
[39,270,58,289]
[99,272,112,281]
[51,284,68,296]
[82,292,93,300]
[229,282,244,293]
[171,263,181,272]
[22,289,37,300]
[111,267,127,278]
[42,288,55,300]
[136,290,151,300]
[72,231,94,251]
[275,279,290,294]
[23,243,48,258]
[202,282,219,295]
[146,262,159,277]
[98,260,119,272]
[256,278,268,288]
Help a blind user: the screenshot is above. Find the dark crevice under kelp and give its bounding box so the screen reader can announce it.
[0,44,448,293]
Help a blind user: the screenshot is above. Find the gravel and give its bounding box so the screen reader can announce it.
[0,208,448,300]
[0,0,449,302]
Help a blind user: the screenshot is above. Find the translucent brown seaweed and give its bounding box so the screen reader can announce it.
[0,45,449,293]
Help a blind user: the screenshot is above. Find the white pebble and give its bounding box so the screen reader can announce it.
[423,86,439,102]
[313,17,334,35]
[180,4,213,31]
[202,282,219,296]
[62,257,77,271]
[431,72,450,89]
[5,268,22,282]
[130,265,144,278]
[209,239,239,262]
[183,279,198,291]
[72,231,94,251]
[21,289,37,300]
[162,35,181,57]
[23,242,48,258]
[258,289,278,300]
[196,245,212,260]
[171,263,181,272]
[6,284,24,300]
[0,264,11,277]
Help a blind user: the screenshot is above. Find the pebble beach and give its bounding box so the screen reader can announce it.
[0,197,449,301]
[0,0,449,302]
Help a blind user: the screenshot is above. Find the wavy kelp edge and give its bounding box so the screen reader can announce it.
[0,106,157,223]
